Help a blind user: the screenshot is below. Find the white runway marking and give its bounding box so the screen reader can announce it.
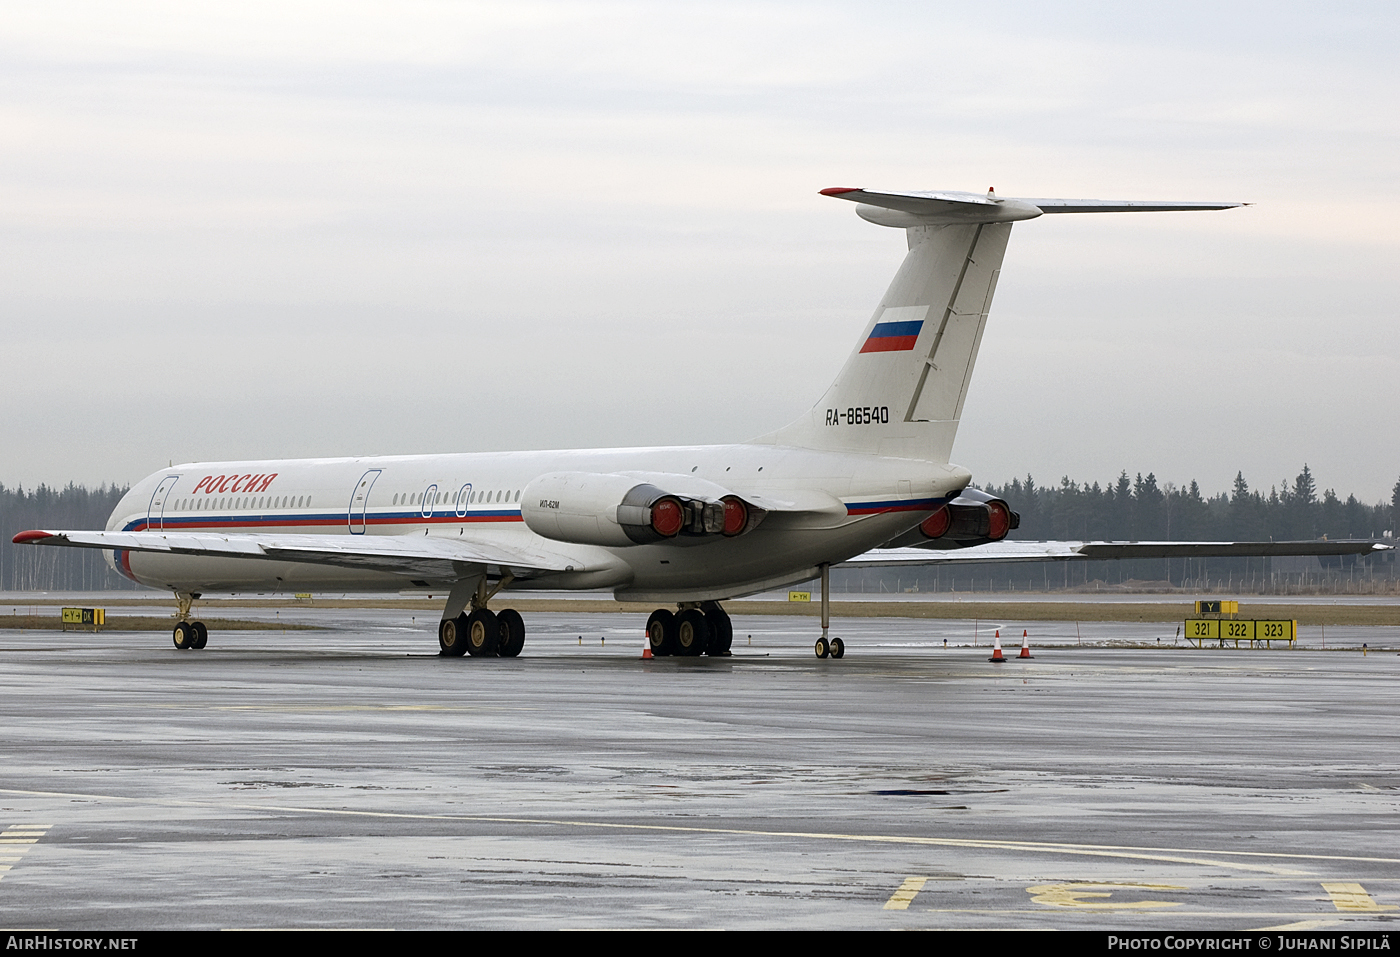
[3,786,1391,876]
[0,824,52,883]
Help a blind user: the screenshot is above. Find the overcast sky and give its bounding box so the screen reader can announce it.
[2,1,1396,504]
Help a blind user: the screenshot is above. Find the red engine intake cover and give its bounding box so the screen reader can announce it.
[650,497,684,537]
[721,496,748,536]
[920,506,952,539]
[986,501,1011,540]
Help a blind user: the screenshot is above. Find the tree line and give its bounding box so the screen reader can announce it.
[982,466,1399,544]
[842,466,1400,595]
[0,483,140,591]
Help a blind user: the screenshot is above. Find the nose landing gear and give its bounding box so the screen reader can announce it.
[812,564,845,660]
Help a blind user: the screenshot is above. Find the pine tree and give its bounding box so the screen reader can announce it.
[1134,472,1165,539]
[1291,464,1318,538]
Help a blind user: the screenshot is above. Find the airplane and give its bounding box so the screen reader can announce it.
[14,186,1387,659]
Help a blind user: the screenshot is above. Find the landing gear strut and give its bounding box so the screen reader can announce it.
[172,592,209,651]
[438,574,526,659]
[813,564,844,660]
[646,602,732,657]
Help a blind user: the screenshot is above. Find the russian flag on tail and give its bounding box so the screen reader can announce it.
[860,318,924,353]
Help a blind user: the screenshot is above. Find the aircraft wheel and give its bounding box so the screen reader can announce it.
[465,609,499,657]
[704,607,733,656]
[675,608,709,657]
[497,609,526,658]
[439,614,469,657]
[191,621,209,650]
[830,637,844,659]
[815,637,830,659]
[646,610,675,657]
[173,621,194,650]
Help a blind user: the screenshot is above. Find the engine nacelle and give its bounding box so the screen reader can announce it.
[521,472,759,547]
[916,487,1019,546]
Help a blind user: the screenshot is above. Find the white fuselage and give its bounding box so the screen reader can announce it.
[108,444,971,602]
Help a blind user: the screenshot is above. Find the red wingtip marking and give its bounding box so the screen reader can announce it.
[819,187,861,195]
[12,530,52,544]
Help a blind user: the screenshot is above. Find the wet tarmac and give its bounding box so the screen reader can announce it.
[0,606,1396,930]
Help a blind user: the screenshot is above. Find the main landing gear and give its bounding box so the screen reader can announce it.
[645,601,733,657]
[439,608,526,658]
[171,592,209,651]
[438,575,526,659]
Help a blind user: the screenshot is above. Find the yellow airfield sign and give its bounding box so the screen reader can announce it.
[1186,618,1295,647]
[61,607,105,628]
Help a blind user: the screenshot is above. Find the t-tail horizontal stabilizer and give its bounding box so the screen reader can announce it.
[819,187,1246,228]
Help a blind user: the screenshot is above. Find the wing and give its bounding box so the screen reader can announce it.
[12,529,592,580]
[841,540,1391,568]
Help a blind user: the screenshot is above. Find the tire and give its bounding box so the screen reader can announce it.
[173,621,194,650]
[646,610,676,657]
[675,608,709,657]
[439,614,469,657]
[465,609,499,657]
[497,609,526,658]
[191,621,208,650]
[814,637,830,659]
[703,606,733,656]
[830,637,844,659]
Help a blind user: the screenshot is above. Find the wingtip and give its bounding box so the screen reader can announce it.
[12,529,53,545]
[819,187,861,196]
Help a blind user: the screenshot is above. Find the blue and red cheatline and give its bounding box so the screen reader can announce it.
[859,319,924,353]
[845,497,943,516]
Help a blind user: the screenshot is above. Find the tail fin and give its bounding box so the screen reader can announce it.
[755,188,1244,463]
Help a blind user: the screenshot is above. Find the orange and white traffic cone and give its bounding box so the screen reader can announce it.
[988,630,1005,662]
[642,630,653,659]
[1018,629,1033,659]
